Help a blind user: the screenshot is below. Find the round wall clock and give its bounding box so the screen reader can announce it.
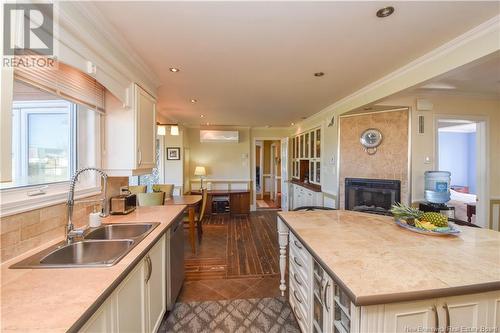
[360,128,383,154]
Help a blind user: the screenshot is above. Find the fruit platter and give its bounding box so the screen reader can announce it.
[390,203,460,236]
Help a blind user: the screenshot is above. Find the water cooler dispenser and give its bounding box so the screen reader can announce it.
[419,171,455,219]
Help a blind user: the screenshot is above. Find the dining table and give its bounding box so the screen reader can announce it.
[164,194,202,253]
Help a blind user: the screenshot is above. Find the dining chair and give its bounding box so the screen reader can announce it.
[184,189,208,242]
[152,184,175,200]
[128,185,147,195]
[137,192,165,206]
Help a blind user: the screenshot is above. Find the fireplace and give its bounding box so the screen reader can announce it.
[345,178,401,215]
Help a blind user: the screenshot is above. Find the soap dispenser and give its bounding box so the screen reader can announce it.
[89,204,102,228]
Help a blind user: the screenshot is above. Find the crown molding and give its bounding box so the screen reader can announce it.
[56,2,160,94]
[298,15,500,127]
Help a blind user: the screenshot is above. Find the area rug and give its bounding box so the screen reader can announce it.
[159,297,300,333]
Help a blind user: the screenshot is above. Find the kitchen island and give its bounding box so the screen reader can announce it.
[1,205,185,333]
[277,210,500,333]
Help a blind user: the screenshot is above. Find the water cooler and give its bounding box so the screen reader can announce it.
[419,171,455,219]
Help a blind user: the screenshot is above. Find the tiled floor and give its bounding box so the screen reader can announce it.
[161,211,292,331]
[159,297,300,333]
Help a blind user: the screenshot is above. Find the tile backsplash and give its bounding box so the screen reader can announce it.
[0,177,128,263]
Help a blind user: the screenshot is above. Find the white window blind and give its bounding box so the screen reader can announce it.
[13,58,105,113]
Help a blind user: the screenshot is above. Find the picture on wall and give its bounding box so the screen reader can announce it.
[166,147,180,160]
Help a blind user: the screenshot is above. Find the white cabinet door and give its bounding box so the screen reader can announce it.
[115,261,146,333]
[305,190,314,206]
[382,299,438,333]
[79,299,113,333]
[145,235,166,333]
[136,85,156,169]
[438,293,490,332]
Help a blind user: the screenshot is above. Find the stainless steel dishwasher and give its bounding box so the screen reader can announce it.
[167,216,184,310]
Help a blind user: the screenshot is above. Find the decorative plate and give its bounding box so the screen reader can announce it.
[395,220,461,236]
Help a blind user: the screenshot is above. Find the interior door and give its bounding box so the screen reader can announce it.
[270,143,276,200]
[281,138,289,211]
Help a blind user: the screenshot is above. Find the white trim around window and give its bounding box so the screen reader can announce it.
[0,182,101,218]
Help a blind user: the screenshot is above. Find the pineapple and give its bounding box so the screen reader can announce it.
[420,212,448,227]
[390,203,423,220]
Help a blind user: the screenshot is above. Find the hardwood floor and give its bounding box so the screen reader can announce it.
[179,211,282,302]
[227,212,280,277]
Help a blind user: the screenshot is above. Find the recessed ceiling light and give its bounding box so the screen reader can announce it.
[169,67,180,72]
[190,99,197,103]
[314,72,325,77]
[200,114,204,118]
[376,6,395,18]
[291,122,295,126]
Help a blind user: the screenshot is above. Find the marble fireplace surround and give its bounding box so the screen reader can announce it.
[338,109,410,209]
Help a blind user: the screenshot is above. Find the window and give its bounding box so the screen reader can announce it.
[0,80,102,216]
[1,57,106,216]
[10,100,76,187]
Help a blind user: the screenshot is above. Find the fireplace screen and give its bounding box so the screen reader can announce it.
[345,178,401,215]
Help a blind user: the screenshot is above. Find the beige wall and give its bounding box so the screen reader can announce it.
[186,127,251,180]
[185,127,290,197]
[339,110,410,208]
[376,93,500,200]
[0,177,128,263]
[163,128,184,189]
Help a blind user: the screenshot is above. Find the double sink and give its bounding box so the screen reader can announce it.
[11,223,160,269]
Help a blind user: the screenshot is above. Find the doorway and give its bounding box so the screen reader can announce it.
[435,116,488,227]
[253,139,284,210]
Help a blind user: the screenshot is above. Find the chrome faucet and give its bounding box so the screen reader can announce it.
[66,167,109,244]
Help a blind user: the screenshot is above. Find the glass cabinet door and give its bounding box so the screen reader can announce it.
[316,129,321,158]
[292,137,295,159]
[316,161,321,183]
[310,130,315,158]
[304,132,309,158]
[294,136,297,159]
[309,161,314,183]
[299,135,304,158]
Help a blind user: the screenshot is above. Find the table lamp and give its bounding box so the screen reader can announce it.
[194,166,206,190]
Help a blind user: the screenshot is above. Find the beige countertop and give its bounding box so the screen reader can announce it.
[278,210,500,306]
[1,205,186,333]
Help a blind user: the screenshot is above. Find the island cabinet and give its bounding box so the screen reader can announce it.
[291,183,323,209]
[103,83,157,176]
[79,234,166,333]
[277,218,500,333]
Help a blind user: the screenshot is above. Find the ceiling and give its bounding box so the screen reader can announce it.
[415,51,500,98]
[91,1,499,127]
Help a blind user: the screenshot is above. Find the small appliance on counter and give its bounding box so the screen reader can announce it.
[110,193,137,215]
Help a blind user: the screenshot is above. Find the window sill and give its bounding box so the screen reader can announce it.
[0,183,102,218]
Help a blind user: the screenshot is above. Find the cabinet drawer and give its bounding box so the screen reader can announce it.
[290,263,309,306]
[290,247,310,284]
[290,281,309,333]
[290,232,310,263]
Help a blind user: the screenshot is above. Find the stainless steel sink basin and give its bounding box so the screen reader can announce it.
[10,222,160,269]
[40,240,134,266]
[84,223,157,240]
